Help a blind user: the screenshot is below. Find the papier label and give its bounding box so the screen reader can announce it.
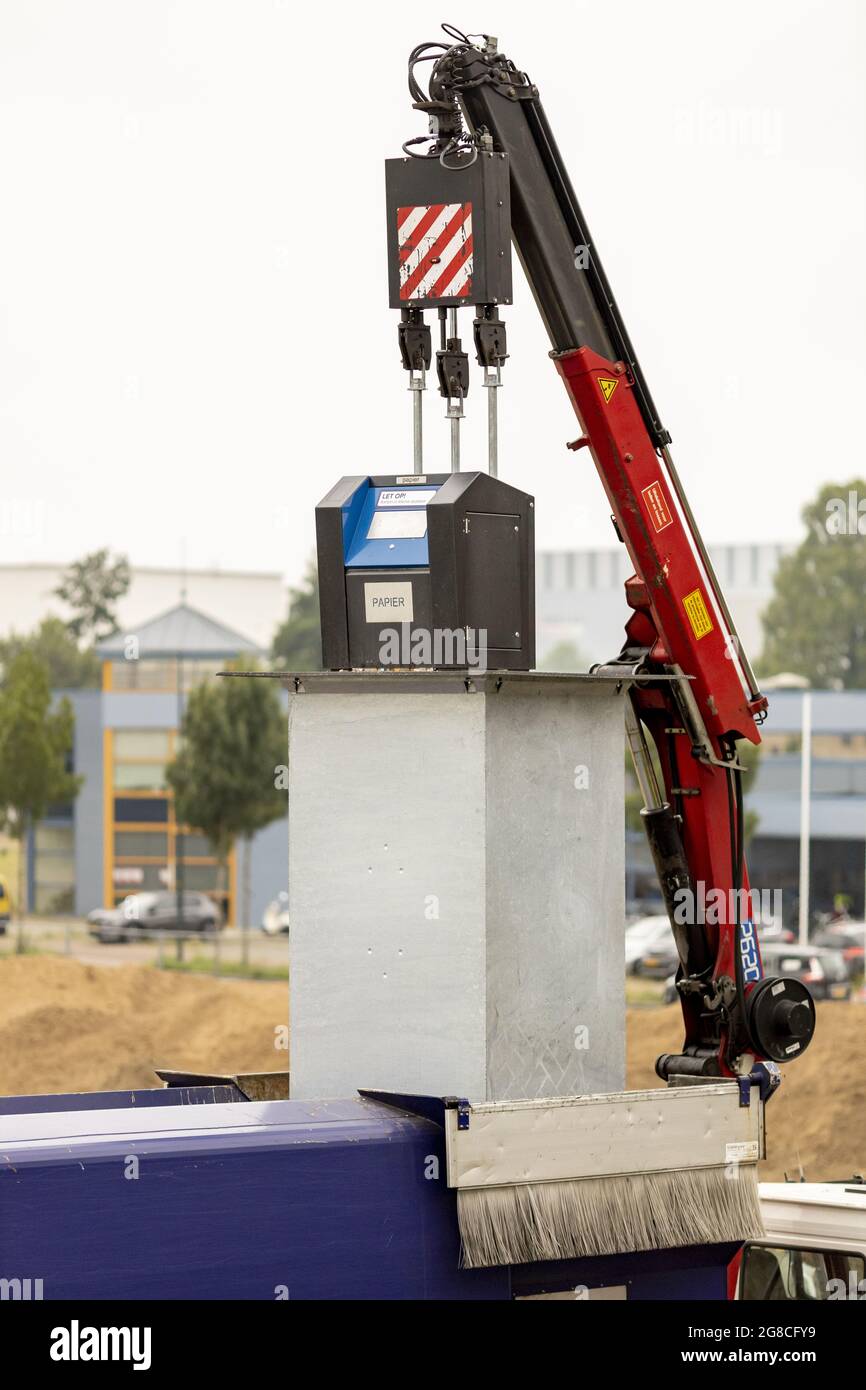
[364,581,414,623]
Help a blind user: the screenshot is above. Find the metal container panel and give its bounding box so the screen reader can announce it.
[444,1083,765,1189]
[385,152,512,309]
[288,674,625,1102]
[0,1095,506,1300]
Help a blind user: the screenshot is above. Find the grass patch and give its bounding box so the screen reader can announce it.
[626,974,668,1007]
[0,938,42,958]
[160,954,289,982]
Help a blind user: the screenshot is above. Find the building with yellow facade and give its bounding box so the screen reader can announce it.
[30,602,287,924]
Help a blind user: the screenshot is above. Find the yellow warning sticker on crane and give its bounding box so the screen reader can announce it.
[683,588,714,640]
[598,376,618,403]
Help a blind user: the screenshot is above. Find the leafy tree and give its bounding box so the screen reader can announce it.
[0,617,100,690]
[54,549,131,643]
[759,479,866,688]
[167,664,286,955]
[271,559,322,670]
[538,639,587,672]
[0,651,81,948]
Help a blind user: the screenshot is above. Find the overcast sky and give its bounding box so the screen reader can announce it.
[1,0,863,589]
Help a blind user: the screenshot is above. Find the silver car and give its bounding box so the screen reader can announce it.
[88,891,220,942]
[624,915,674,975]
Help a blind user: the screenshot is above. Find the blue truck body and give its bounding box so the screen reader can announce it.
[0,1087,737,1300]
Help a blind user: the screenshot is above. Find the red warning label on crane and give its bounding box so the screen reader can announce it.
[641,480,674,533]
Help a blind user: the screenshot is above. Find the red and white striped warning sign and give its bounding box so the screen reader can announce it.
[397,202,473,301]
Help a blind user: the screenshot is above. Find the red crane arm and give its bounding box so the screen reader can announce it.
[401,31,815,1079]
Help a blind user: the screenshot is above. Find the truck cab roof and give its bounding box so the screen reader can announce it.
[760,1181,866,1255]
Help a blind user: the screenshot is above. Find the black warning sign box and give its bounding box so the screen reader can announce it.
[385,150,512,310]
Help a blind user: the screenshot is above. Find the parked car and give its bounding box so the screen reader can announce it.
[664,940,853,1005]
[261,891,290,936]
[813,923,866,980]
[757,920,795,945]
[633,940,680,980]
[760,942,851,1001]
[625,897,665,925]
[625,915,675,976]
[87,891,221,943]
[0,874,10,934]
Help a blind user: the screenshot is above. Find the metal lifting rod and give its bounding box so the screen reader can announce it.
[410,369,424,473]
[486,368,499,476]
[448,309,460,472]
[398,307,432,474]
[474,305,507,479]
[436,307,470,473]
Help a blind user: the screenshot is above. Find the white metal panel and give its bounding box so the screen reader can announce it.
[445,1084,765,1189]
[288,674,626,1102]
[483,679,625,1099]
[289,690,488,1100]
[759,1184,866,1254]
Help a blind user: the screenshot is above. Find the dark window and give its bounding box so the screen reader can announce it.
[741,1242,864,1300]
[114,797,169,824]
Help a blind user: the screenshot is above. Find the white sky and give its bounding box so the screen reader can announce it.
[1,0,864,590]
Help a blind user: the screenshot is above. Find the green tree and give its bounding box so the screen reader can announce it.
[54,549,131,643]
[0,617,100,690]
[271,560,322,670]
[167,665,286,958]
[759,479,866,688]
[0,651,81,948]
[539,639,587,672]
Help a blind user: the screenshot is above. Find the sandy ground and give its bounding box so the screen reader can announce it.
[0,957,861,1183]
[0,956,287,1095]
[627,1000,866,1183]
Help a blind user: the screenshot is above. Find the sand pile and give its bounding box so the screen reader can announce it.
[0,955,287,1096]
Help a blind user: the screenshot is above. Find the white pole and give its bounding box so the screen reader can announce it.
[798,691,812,947]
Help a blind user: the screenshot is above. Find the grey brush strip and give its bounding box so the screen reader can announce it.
[458,1165,765,1269]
